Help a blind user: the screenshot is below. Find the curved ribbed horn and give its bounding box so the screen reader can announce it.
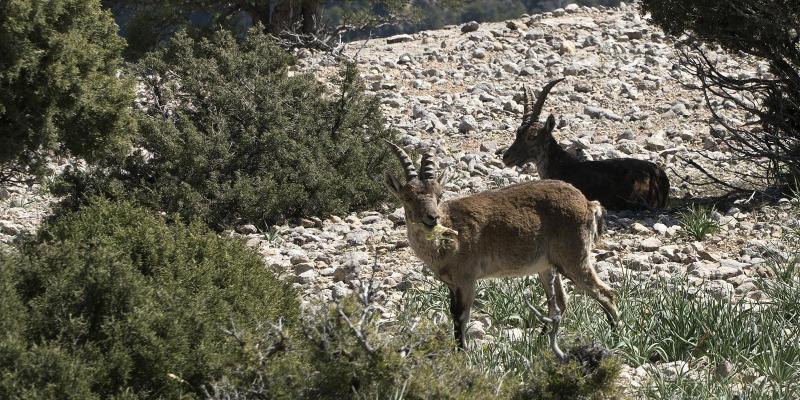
[420,147,436,182]
[522,85,535,121]
[384,140,418,181]
[530,78,565,122]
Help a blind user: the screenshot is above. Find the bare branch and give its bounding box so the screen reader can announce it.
[677,155,750,192]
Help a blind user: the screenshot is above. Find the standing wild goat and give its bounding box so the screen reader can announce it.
[384,141,619,360]
[502,78,670,210]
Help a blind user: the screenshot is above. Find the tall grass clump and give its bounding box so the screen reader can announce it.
[678,205,720,241]
[401,256,800,398]
[401,274,623,399]
[208,265,623,399]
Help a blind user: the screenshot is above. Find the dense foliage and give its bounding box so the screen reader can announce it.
[640,0,800,187]
[0,200,298,399]
[60,29,397,229]
[0,0,135,183]
[207,298,501,399]
[206,293,622,399]
[1,219,622,400]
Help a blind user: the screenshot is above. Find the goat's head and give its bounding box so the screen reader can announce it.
[384,141,447,230]
[502,78,564,167]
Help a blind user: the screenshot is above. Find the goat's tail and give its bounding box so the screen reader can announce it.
[657,169,671,208]
[588,200,606,244]
[648,166,671,208]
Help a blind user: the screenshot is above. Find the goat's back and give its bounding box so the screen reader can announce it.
[442,180,596,275]
[552,158,669,210]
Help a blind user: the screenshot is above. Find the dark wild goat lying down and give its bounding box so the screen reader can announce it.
[502,78,670,210]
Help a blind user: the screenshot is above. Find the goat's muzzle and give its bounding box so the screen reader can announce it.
[421,213,439,228]
[502,152,521,167]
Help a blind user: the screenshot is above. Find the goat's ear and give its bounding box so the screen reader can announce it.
[544,114,557,133]
[384,171,403,198]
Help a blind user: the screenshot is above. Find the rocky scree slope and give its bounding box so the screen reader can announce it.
[1,2,792,326]
[1,1,797,392]
[259,3,790,312]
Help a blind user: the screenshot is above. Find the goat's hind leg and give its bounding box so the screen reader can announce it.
[537,270,567,362]
[570,263,620,328]
[534,274,567,337]
[556,251,620,328]
[553,274,567,315]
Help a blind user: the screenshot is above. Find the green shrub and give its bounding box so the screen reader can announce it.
[0,0,135,183]
[0,199,298,399]
[0,251,23,338]
[59,28,397,229]
[208,295,512,399]
[513,346,621,400]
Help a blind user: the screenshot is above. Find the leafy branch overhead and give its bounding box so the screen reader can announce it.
[641,0,800,189]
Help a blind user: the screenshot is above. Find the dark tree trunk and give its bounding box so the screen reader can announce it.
[268,0,294,33]
[300,0,321,33]
[250,0,320,34]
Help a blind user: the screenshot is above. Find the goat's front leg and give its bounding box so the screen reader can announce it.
[539,270,567,362]
[447,281,476,350]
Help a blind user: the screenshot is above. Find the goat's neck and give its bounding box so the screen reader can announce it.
[534,137,577,179]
